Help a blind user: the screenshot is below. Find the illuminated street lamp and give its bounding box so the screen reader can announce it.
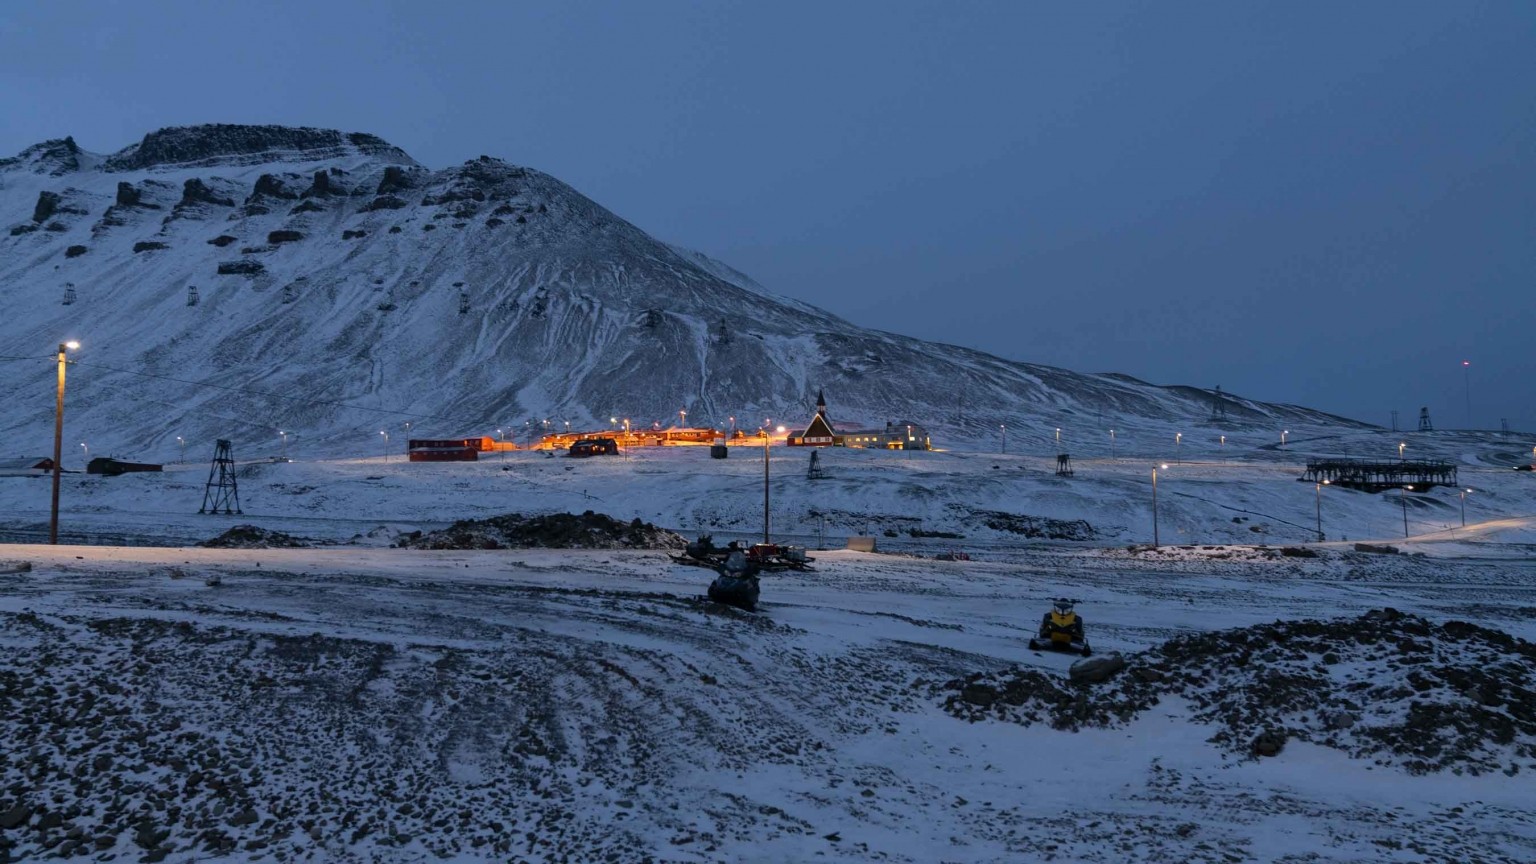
[497,428,505,461]
[1281,430,1289,451]
[176,435,185,464]
[49,340,80,545]
[679,409,687,428]
[1109,428,1115,459]
[1315,479,1330,542]
[1000,423,1007,454]
[1175,432,1182,464]
[80,442,88,465]
[1400,484,1414,538]
[1398,442,1406,461]
[1151,463,1169,548]
[279,430,288,460]
[379,430,389,463]
[1460,488,1473,528]
[729,416,736,436]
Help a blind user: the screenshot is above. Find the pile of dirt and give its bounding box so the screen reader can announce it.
[199,525,311,548]
[974,510,1096,541]
[942,609,1536,775]
[396,511,686,551]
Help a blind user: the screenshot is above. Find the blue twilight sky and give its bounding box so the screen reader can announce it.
[3,1,1533,431]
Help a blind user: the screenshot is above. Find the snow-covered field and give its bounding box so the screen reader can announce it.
[2,431,1535,863]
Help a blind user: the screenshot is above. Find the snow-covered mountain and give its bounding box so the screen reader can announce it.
[1,124,1364,457]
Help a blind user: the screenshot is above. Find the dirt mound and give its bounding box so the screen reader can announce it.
[199,525,311,548]
[943,609,1536,775]
[397,511,686,551]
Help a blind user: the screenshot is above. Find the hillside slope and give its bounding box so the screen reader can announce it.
[0,125,1364,458]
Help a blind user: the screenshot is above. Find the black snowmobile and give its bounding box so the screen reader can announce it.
[707,547,761,612]
[1028,597,1091,656]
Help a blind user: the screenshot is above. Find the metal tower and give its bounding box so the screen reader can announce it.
[1209,385,1228,421]
[186,285,200,307]
[199,439,242,514]
[807,449,826,480]
[1418,407,1433,432]
[1056,453,1074,477]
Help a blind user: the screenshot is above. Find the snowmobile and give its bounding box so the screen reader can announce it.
[1028,598,1091,656]
[707,548,761,612]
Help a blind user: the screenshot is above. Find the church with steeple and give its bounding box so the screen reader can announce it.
[787,390,931,450]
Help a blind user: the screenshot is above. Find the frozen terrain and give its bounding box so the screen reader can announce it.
[2,426,1535,863]
[0,124,1364,461]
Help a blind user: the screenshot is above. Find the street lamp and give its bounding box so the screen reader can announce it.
[1175,432,1182,464]
[1055,427,1061,448]
[1151,463,1169,548]
[1109,428,1115,459]
[679,409,687,428]
[497,428,505,461]
[1399,442,1406,461]
[1460,488,1472,528]
[1281,430,1289,451]
[80,442,88,465]
[48,341,81,544]
[1000,423,1006,454]
[176,435,185,464]
[279,430,288,460]
[1315,479,1329,542]
[1400,484,1413,538]
[379,430,389,463]
[728,416,736,437]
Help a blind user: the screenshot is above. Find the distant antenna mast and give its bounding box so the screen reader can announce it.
[1418,406,1433,432]
[61,284,76,306]
[1209,385,1227,421]
[199,439,242,514]
[1390,410,1399,432]
[186,285,200,307]
[1501,418,1510,438]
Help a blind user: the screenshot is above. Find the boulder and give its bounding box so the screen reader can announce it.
[1251,728,1286,757]
[1069,653,1125,684]
[115,181,143,208]
[133,241,169,253]
[65,244,88,258]
[0,802,31,829]
[180,178,236,208]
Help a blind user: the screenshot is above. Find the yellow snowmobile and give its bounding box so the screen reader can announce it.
[1028,598,1091,656]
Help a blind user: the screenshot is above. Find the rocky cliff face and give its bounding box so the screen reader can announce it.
[0,124,1364,459]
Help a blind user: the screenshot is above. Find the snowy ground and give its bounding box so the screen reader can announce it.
[2,430,1535,863]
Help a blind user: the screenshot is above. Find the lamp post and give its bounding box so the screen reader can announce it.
[1400,484,1413,538]
[1055,427,1061,449]
[1151,463,1168,548]
[49,340,80,545]
[1462,359,1471,428]
[1281,430,1289,451]
[1315,479,1329,542]
[379,430,389,463]
[1109,428,1115,459]
[679,409,686,428]
[728,416,736,437]
[404,421,412,457]
[762,433,771,544]
[1000,424,1006,454]
[279,430,288,460]
[497,428,505,460]
[176,436,185,464]
[80,442,88,466]
[1398,442,1406,461]
[1460,488,1472,527]
[1175,432,1182,464]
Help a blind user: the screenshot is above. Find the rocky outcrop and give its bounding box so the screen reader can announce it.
[178,178,237,208]
[102,124,418,171]
[32,191,61,223]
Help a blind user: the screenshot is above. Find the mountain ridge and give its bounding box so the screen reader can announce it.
[0,124,1368,460]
